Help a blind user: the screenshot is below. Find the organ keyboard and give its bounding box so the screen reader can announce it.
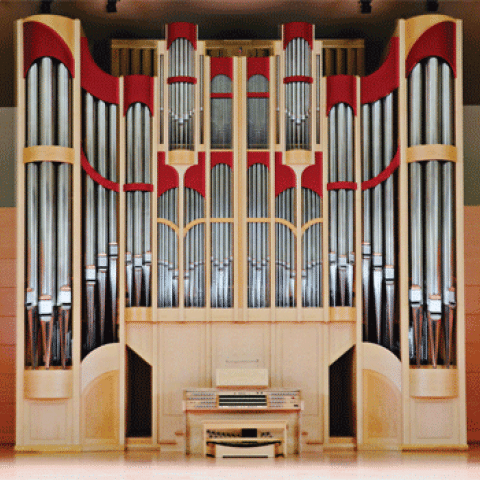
[184,388,301,411]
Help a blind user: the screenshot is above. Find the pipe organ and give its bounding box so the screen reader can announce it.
[16,14,466,452]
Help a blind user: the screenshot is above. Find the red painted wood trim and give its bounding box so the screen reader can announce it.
[81,37,119,105]
[247,57,270,81]
[123,183,154,192]
[124,75,154,116]
[275,152,296,196]
[167,76,197,84]
[406,21,456,78]
[361,37,399,105]
[211,93,233,99]
[247,151,269,170]
[23,21,74,78]
[210,57,233,81]
[157,151,179,196]
[283,22,313,50]
[167,22,197,50]
[327,181,357,191]
[247,92,269,98]
[81,149,120,192]
[284,75,313,84]
[361,148,400,191]
[185,152,206,197]
[211,151,233,169]
[302,152,323,198]
[326,75,357,116]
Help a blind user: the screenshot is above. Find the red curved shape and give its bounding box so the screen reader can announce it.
[247,152,269,170]
[361,37,399,105]
[327,75,357,116]
[81,148,120,192]
[361,148,400,191]
[284,75,313,84]
[283,22,313,50]
[327,181,357,191]
[247,57,269,81]
[406,21,456,78]
[167,76,197,84]
[23,21,74,78]
[124,75,154,116]
[167,22,197,51]
[211,151,233,169]
[302,152,323,198]
[185,152,206,197]
[275,152,296,197]
[124,183,154,192]
[157,151,179,197]
[211,57,233,81]
[81,37,119,105]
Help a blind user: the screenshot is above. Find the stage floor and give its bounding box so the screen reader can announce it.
[1,445,480,480]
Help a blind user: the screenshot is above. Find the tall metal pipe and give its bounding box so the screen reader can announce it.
[441,61,455,368]
[57,63,71,367]
[108,103,118,342]
[39,57,55,367]
[425,57,442,368]
[372,99,383,344]
[85,91,97,354]
[409,62,424,365]
[26,62,39,367]
[329,106,338,306]
[362,103,371,341]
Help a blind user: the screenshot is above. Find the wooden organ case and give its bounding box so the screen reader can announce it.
[16,14,466,452]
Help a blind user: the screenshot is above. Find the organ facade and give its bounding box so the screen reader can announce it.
[15,13,466,452]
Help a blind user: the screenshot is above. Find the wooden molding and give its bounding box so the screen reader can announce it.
[406,144,457,163]
[23,146,75,165]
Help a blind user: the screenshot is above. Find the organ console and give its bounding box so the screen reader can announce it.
[15,13,466,453]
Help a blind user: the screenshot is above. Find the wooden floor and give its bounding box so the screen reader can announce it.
[1,445,480,479]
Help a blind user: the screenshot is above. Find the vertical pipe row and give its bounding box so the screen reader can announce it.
[362,92,397,352]
[83,93,119,356]
[276,187,295,307]
[302,188,322,307]
[125,103,151,310]
[247,164,269,307]
[285,37,311,150]
[211,164,232,307]
[329,103,354,307]
[25,58,72,368]
[157,188,178,307]
[184,188,205,307]
[408,57,455,367]
[169,38,195,150]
